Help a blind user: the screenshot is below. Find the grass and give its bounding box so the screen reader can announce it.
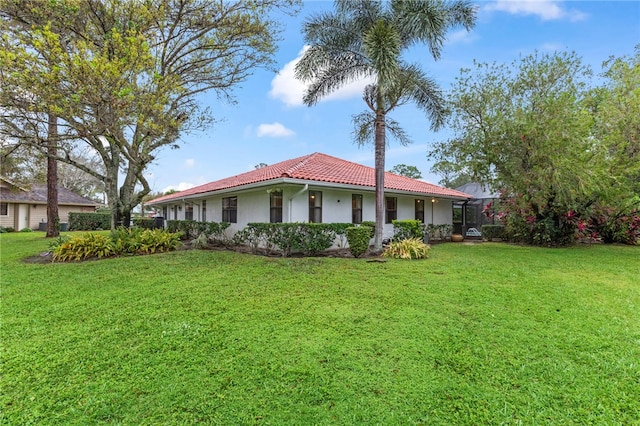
[1,232,639,425]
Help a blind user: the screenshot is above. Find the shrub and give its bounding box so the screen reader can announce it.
[69,212,111,231]
[360,221,376,238]
[586,206,639,245]
[346,226,372,258]
[329,223,353,248]
[52,233,114,261]
[382,238,430,260]
[19,227,33,232]
[191,232,209,249]
[52,229,181,262]
[132,217,156,229]
[232,223,271,254]
[47,235,71,252]
[392,220,424,241]
[481,225,506,241]
[166,220,230,242]
[232,223,337,257]
[427,224,453,240]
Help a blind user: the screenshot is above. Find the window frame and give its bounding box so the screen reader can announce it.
[352,194,363,224]
[415,199,425,223]
[270,190,283,223]
[385,197,397,224]
[308,191,322,223]
[222,196,238,223]
[184,203,194,221]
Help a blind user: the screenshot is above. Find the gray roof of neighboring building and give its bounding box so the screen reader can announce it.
[455,182,499,200]
[0,179,97,206]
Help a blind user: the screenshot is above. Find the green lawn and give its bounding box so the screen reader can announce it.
[1,232,639,425]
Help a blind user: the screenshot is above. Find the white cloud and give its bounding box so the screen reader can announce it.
[446,29,477,45]
[484,0,587,22]
[256,122,295,138]
[540,42,565,52]
[184,158,195,169]
[162,182,195,193]
[269,46,374,107]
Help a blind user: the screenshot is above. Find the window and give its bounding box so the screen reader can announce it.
[185,203,194,221]
[222,196,237,223]
[309,191,322,223]
[173,205,178,220]
[415,199,425,222]
[270,191,283,223]
[0,202,7,216]
[202,200,207,221]
[162,206,167,220]
[352,194,363,224]
[385,197,397,224]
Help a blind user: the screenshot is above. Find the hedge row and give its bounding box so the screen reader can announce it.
[69,212,111,231]
[166,220,231,242]
[233,223,354,257]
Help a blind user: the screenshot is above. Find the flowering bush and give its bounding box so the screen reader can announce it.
[484,191,639,246]
[583,206,639,245]
[485,191,580,246]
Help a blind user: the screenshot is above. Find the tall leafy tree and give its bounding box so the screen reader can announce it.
[430,52,610,245]
[1,0,299,229]
[295,0,476,252]
[590,48,640,205]
[389,164,422,179]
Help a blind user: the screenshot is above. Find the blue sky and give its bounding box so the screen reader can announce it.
[147,0,640,193]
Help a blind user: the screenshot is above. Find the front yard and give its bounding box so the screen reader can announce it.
[1,232,638,424]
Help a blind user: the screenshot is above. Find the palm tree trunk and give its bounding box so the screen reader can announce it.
[46,114,60,238]
[373,111,386,253]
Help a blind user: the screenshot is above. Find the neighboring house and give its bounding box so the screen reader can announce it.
[452,182,499,236]
[148,152,472,240]
[0,177,97,230]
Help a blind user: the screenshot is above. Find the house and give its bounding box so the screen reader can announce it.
[148,153,472,240]
[452,182,499,236]
[0,177,98,231]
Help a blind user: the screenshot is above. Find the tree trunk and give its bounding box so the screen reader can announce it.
[373,111,386,253]
[105,164,120,230]
[46,114,60,238]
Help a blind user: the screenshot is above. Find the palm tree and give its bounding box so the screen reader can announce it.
[295,0,476,252]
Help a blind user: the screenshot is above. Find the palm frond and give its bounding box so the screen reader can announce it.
[386,116,412,146]
[351,110,375,146]
[363,19,401,86]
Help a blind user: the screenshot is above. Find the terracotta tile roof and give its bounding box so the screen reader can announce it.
[149,152,472,203]
[0,179,97,205]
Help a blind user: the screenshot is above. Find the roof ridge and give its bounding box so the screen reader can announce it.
[281,152,317,177]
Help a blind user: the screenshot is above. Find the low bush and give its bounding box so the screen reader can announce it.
[48,235,71,252]
[345,226,372,258]
[132,217,156,229]
[586,206,639,245]
[19,228,33,232]
[481,224,506,241]
[361,221,376,238]
[52,228,181,262]
[392,220,424,241]
[52,233,114,261]
[166,220,230,243]
[382,238,430,259]
[233,223,344,256]
[427,224,453,240]
[69,212,111,231]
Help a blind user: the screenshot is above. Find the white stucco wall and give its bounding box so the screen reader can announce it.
[158,185,455,244]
